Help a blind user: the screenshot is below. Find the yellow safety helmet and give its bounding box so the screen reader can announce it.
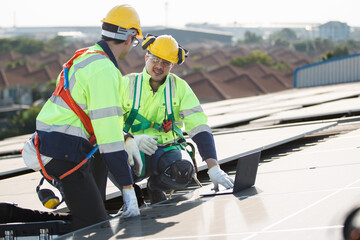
[142,34,188,64]
[102,4,143,39]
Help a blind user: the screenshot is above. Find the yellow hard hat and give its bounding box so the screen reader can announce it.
[142,34,188,64]
[102,4,143,39]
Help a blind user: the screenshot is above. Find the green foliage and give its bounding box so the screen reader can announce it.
[12,37,45,54]
[346,39,359,48]
[321,45,349,61]
[44,36,67,53]
[230,49,291,73]
[192,55,201,61]
[272,62,292,73]
[0,35,69,55]
[230,50,272,67]
[244,31,263,44]
[314,38,333,51]
[274,38,289,47]
[192,66,205,71]
[0,106,41,140]
[0,37,44,54]
[322,51,333,61]
[333,45,349,57]
[293,41,307,52]
[269,28,297,43]
[0,38,13,54]
[293,38,333,54]
[31,80,56,102]
[5,59,24,70]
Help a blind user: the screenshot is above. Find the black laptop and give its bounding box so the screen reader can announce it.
[200,150,261,196]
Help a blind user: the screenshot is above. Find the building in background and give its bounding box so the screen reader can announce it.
[319,21,350,42]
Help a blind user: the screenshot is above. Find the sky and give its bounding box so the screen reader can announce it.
[1,0,360,28]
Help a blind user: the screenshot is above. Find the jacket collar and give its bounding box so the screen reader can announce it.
[142,67,169,93]
[96,40,119,69]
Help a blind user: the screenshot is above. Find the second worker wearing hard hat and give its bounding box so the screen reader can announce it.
[119,34,234,204]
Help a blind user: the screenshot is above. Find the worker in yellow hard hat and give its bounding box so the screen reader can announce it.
[9,4,143,231]
[117,35,234,204]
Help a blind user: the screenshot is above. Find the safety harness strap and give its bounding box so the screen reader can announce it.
[124,74,185,140]
[34,133,99,181]
[53,48,108,145]
[163,77,185,140]
[36,48,108,183]
[123,74,142,132]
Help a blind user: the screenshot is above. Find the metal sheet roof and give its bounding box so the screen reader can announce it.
[2,82,360,239]
[57,129,360,240]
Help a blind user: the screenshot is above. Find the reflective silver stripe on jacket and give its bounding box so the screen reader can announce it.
[36,120,89,140]
[49,54,107,111]
[89,106,123,120]
[179,105,204,119]
[175,121,183,127]
[165,77,172,115]
[99,141,126,153]
[49,95,87,112]
[188,124,212,138]
[133,75,142,110]
[37,120,125,154]
[128,74,137,100]
[169,74,176,98]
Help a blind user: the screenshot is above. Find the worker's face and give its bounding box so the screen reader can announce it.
[145,54,174,81]
[119,35,138,60]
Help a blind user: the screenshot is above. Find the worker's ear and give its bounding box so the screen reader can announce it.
[145,54,148,61]
[125,35,133,45]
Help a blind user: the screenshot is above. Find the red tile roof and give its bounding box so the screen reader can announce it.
[0,44,310,102]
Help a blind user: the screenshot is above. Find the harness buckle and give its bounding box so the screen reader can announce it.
[162,119,172,133]
[88,135,97,145]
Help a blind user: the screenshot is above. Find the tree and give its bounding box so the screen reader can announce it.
[230,50,272,67]
[0,106,41,139]
[0,38,13,54]
[31,80,56,102]
[293,38,333,55]
[0,36,71,55]
[244,31,263,44]
[269,28,297,44]
[274,38,289,47]
[322,45,349,60]
[12,37,44,54]
[45,36,67,53]
[5,59,24,70]
[230,49,291,73]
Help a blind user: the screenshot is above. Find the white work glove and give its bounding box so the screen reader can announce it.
[134,134,158,156]
[120,188,140,218]
[208,165,234,191]
[125,138,143,176]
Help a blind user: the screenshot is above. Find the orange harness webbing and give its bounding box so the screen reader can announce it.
[37,48,108,182]
[54,48,108,145]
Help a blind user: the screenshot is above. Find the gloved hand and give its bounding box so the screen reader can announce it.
[121,188,140,218]
[208,165,234,191]
[125,138,143,176]
[134,135,158,156]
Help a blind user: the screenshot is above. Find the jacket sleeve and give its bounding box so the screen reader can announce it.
[86,60,133,186]
[177,76,217,161]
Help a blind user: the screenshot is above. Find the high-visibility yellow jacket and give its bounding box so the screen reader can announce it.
[36,41,132,186]
[122,68,217,161]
